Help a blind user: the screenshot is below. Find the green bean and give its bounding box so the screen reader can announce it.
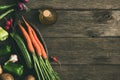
[0,4,15,10]
[0,9,14,20]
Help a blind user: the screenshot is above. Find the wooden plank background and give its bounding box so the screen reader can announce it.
[1,0,120,80]
[27,0,120,9]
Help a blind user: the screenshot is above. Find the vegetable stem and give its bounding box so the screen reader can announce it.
[0,4,15,10]
[33,53,41,80]
[20,16,61,80]
[0,9,14,20]
[39,57,51,80]
[34,55,45,80]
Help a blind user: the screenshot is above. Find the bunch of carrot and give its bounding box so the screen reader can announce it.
[18,16,60,80]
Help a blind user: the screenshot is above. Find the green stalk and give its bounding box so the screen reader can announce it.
[33,54,45,80]
[39,62,48,80]
[39,57,51,80]
[0,4,15,10]
[45,59,61,80]
[33,54,41,80]
[0,9,14,20]
[43,59,56,80]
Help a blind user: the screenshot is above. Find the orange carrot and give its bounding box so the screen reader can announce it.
[22,16,61,80]
[18,22,35,53]
[22,16,47,59]
[31,27,47,59]
[22,16,42,56]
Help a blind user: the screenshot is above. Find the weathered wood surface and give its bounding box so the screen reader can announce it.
[0,0,120,80]
[1,0,120,9]
[21,10,120,37]
[0,0,120,10]
[45,38,120,64]
[27,0,120,9]
[54,65,120,80]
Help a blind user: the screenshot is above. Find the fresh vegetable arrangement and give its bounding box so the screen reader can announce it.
[17,17,60,80]
[0,1,29,21]
[0,0,61,80]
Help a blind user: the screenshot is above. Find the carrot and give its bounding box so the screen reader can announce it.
[21,18,50,80]
[22,16,42,56]
[18,21,43,80]
[22,16,61,80]
[18,22,34,53]
[31,27,47,59]
[22,16,47,59]
[30,28,42,56]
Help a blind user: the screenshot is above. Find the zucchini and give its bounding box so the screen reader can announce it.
[10,33,32,69]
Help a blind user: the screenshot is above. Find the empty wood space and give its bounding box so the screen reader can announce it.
[1,0,120,80]
[27,0,120,9]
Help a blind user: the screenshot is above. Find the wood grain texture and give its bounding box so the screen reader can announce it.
[53,65,120,80]
[26,0,120,9]
[0,0,120,80]
[1,0,120,9]
[45,38,120,64]
[20,10,120,37]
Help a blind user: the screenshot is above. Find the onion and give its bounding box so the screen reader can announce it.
[22,0,30,3]
[18,2,30,11]
[0,73,14,80]
[25,75,35,80]
[18,2,24,11]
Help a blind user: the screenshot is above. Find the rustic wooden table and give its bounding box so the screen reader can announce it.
[1,0,120,80]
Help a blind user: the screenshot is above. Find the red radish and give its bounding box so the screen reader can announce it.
[5,18,13,30]
[51,56,58,62]
[5,26,10,30]
[6,18,13,26]
[6,21,11,26]
[50,56,61,69]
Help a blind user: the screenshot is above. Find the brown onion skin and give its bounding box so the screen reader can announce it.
[0,73,14,80]
[24,75,35,80]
